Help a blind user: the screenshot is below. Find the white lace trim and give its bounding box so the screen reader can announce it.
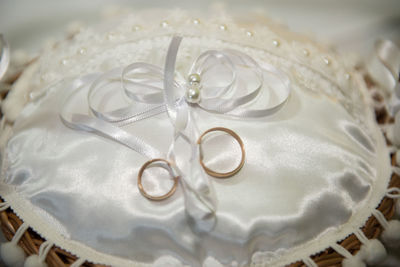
[5,12,365,127]
[0,188,148,267]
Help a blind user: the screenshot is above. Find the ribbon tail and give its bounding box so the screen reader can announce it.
[180,148,217,232]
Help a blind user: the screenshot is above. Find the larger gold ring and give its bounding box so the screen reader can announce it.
[197,127,245,178]
[137,158,179,201]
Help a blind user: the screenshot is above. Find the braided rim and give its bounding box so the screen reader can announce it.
[0,75,399,267]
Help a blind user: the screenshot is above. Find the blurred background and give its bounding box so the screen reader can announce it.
[0,0,400,58]
[0,0,400,266]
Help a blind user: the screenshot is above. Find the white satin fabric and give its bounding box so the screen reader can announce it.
[60,36,292,233]
[2,37,385,266]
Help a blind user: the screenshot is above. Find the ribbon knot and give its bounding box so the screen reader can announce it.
[61,36,291,231]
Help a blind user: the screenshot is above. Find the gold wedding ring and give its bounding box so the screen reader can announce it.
[137,158,179,201]
[138,127,245,200]
[197,127,245,178]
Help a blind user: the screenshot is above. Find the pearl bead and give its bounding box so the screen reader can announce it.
[219,24,227,31]
[323,56,331,65]
[246,31,253,37]
[161,21,169,28]
[61,59,68,65]
[302,49,309,56]
[106,32,115,40]
[132,25,141,31]
[29,91,36,100]
[78,48,86,55]
[188,73,201,84]
[193,19,200,25]
[186,86,201,103]
[272,39,280,47]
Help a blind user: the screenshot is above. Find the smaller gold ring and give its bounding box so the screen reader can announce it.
[197,127,245,178]
[137,158,179,201]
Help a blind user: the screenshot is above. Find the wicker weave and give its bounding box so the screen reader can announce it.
[0,75,399,267]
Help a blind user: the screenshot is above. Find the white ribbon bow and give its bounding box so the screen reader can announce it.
[61,36,291,231]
